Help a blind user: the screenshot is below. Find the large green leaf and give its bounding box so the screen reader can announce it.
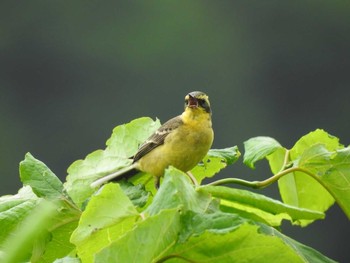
[64,117,160,208]
[33,197,81,263]
[165,222,335,263]
[17,154,81,262]
[106,117,161,157]
[36,220,78,263]
[199,185,324,227]
[95,209,181,263]
[0,188,77,263]
[297,144,350,219]
[277,130,341,216]
[244,136,282,169]
[1,200,58,263]
[71,183,139,263]
[261,225,337,263]
[0,186,38,245]
[20,153,64,200]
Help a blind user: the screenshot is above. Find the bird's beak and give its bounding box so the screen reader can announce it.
[188,95,198,108]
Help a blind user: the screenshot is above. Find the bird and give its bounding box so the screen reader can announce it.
[91,91,214,188]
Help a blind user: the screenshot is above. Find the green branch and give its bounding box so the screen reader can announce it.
[205,166,323,190]
[205,165,340,212]
[206,149,292,188]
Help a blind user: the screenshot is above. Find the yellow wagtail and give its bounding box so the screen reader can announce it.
[91,91,214,188]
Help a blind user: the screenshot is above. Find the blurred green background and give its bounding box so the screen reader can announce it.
[1,1,349,261]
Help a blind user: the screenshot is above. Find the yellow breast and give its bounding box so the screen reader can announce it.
[138,107,213,177]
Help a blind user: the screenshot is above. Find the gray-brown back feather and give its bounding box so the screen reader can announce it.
[133,116,183,162]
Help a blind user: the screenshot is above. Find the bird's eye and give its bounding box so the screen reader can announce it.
[198,99,211,113]
[198,99,207,107]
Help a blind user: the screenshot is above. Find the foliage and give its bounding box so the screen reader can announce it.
[0,117,349,262]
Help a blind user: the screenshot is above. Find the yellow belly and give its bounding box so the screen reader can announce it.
[138,120,213,177]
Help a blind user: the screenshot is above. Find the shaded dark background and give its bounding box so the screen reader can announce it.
[1,1,349,261]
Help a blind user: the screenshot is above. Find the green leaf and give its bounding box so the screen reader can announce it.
[1,200,58,263]
[128,172,157,196]
[166,223,325,263]
[36,221,78,263]
[297,144,350,219]
[291,129,342,157]
[0,173,80,263]
[199,185,324,227]
[178,210,245,242]
[262,226,337,263]
[243,136,282,169]
[71,183,139,263]
[95,209,181,263]
[207,146,241,165]
[0,186,38,244]
[34,198,81,263]
[119,180,150,208]
[106,117,161,158]
[64,117,160,208]
[278,129,341,217]
[191,146,240,183]
[20,153,64,200]
[17,154,81,262]
[145,167,212,216]
[191,156,227,184]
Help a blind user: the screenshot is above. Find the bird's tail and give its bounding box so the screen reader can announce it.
[90,163,139,188]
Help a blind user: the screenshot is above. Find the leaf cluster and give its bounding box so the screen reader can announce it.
[0,118,348,262]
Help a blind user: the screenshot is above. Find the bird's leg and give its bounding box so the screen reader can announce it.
[154,176,160,189]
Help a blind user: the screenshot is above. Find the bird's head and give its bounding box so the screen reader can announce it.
[184,91,211,114]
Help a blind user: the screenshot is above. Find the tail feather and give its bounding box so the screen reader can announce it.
[90,163,139,188]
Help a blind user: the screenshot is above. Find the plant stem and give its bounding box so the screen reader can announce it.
[280,149,291,172]
[206,149,294,189]
[205,166,320,189]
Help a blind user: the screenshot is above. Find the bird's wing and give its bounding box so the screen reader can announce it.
[133,115,183,162]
